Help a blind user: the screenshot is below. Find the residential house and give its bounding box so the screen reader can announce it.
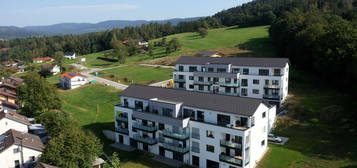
[0,129,44,168]
[0,77,23,111]
[173,56,289,106]
[40,64,61,75]
[59,72,87,89]
[32,57,54,64]
[195,51,224,57]
[0,110,30,135]
[114,85,276,168]
[64,52,76,59]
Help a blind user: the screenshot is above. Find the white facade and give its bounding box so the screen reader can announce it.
[0,145,42,168]
[173,61,289,106]
[64,53,76,59]
[0,118,28,135]
[50,65,61,75]
[114,89,275,168]
[59,75,87,89]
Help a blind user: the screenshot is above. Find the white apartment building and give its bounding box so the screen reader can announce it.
[173,56,289,106]
[0,129,45,168]
[0,110,30,135]
[114,85,276,168]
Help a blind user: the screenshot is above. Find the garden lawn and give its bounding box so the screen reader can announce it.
[59,84,174,168]
[98,65,173,85]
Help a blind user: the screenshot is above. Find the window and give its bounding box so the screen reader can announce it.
[192,127,200,139]
[225,87,231,93]
[178,66,183,71]
[241,88,247,96]
[197,111,204,122]
[13,148,19,153]
[217,68,226,72]
[253,89,259,94]
[189,76,194,80]
[14,160,20,168]
[213,77,219,83]
[259,69,269,76]
[192,141,200,153]
[208,68,214,72]
[206,145,215,152]
[261,140,265,146]
[198,85,204,91]
[262,112,266,118]
[253,79,259,84]
[232,68,240,73]
[265,80,269,85]
[207,86,211,91]
[162,108,173,117]
[189,66,197,72]
[241,79,248,87]
[217,114,230,126]
[189,85,194,89]
[243,68,249,75]
[251,116,255,126]
[272,80,279,85]
[192,155,200,166]
[178,75,184,80]
[134,101,143,110]
[30,156,35,162]
[178,82,184,88]
[159,123,165,130]
[206,130,214,138]
[273,69,281,76]
[123,98,129,107]
[198,76,204,81]
[183,108,195,119]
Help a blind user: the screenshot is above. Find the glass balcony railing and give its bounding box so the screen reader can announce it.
[161,129,190,140]
[264,84,280,89]
[115,127,129,134]
[132,134,157,145]
[116,115,128,122]
[220,140,242,149]
[219,154,242,166]
[173,78,186,83]
[132,123,158,132]
[219,82,240,87]
[193,81,212,85]
[263,94,280,100]
[159,139,189,153]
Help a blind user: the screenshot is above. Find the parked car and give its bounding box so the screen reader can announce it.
[268,133,282,143]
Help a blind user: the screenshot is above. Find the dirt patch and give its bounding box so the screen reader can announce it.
[142,56,180,66]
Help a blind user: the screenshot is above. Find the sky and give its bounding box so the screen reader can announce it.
[0,0,251,27]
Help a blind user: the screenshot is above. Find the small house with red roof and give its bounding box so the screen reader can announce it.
[59,72,87,89]
[32,57,54,64]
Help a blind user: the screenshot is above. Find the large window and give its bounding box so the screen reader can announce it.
[241,88,247,96]
[232,68,240,73]
[189,76,194,80]
[159,123,165,130]
[243,68,249,75]
[134,101,143,110]
[198,76,204,81]
[192,127,200,139]
[183,108,195,119]
[206,145,215,152]
[259,69,269,76]
[253,79,259,84]
[253,89,259,94]
[189,66,197,72]
[241,79,248,87]
[162,108,173,117]
[273,69,281,76]
[178,66,184,71]
[225,87,231,93]
[217,114,230,126]
[206,130,214,138]
[198,85,204,91]
[192,155,200,166]
[197,111,204,122]
[217,68,226,72]
[191,141,200,153]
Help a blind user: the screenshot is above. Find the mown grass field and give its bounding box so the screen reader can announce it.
[71,25,274,68]
[59,84,173,168]
[97,65,173,85]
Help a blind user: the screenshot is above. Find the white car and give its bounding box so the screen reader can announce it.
[268,134,282,143]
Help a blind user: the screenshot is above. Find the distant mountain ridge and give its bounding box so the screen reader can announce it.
[0,17,203,39]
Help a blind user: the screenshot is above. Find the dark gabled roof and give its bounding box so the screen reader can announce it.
[0,129,45,153]
[176,56,289,68]
[120,85,264,116]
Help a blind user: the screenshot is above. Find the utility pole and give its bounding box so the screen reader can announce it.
[16,134,24,168]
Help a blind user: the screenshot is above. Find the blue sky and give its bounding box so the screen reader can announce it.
[0,0,251,27]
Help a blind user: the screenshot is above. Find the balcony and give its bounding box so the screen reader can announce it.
[263,94,280,100]
[116,115,128,122]
[159,139,189,153]
[173,78,185,83]
[219,154,242,166]
[220,140,242,149]
[116,127,129,135]
[132,134,157,145]
[133,123,158,132]
[264,84,280,89]
[219,82,239,87]
[161,129,190,140]
[193,81,212,85]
